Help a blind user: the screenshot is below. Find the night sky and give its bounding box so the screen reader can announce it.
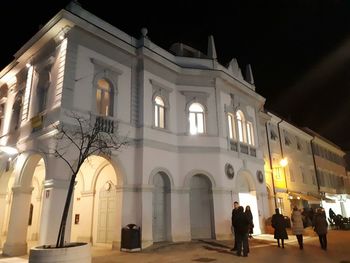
[1,0,350,150]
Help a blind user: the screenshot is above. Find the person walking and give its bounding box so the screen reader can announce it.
[245,205,254,238]
[291,206,304,250]
[271,208,288,248]
[233,206,250,257]
[313,208,328,250]
[231,201,239,251]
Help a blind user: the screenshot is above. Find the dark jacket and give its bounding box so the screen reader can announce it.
[245,210,254,234]
[271,213,288,239]
[313,213,328,235]
[232,208,239,227]
[234,210,250,235]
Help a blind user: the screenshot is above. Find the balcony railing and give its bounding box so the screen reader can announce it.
[94,115,114,133]
[229,139,256,157]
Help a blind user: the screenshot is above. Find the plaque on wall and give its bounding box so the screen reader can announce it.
[225,163,235,179]
[257,170,264,183]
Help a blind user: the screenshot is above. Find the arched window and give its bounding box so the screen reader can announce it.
[189,102,205,135]
[227,113,235,140]
[154,96,165,128]
[12,90,23,130]
[236,110,245,142]
[96,78,113,116]
[37,69,51,114]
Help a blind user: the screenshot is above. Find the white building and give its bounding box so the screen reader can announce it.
[0,2,269,256]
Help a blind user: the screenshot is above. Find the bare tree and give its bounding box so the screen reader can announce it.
[45,111,128,248]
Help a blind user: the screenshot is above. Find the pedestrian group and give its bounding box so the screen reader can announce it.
[231,202,329,257]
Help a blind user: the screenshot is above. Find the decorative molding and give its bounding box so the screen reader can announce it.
[12,185,34,194]
[150,79,173,93]
[225,163,235,179]
[90,58,123,75]
[43,179,70,189]
[257,170,264,184]
[180,90,210,100]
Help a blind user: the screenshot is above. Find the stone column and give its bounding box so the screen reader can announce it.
[38,179,71,246]
[2,186,33,256]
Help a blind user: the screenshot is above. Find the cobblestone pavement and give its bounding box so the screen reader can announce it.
[1,230,350,262]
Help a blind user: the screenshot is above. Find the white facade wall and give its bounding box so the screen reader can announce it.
[0,4,269,255]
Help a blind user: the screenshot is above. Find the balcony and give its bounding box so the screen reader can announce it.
[94,115,114,133]
[229,140,256,157]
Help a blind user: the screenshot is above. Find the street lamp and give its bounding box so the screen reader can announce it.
[280,157,288,167]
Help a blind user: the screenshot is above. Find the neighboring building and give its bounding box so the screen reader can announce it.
[0,2,269,256]
[262,112,320,217]
[303,128,350,219]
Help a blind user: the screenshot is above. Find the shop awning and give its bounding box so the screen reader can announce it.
[289,192,321,202]
[322,197,336,203]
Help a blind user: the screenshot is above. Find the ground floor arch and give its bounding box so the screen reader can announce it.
[70,155,121,247]
[189,174,215,239]
[236,170,261,235]
[152,171,171,242]
[1,153,45,256]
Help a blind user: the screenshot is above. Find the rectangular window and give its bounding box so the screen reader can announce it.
[228,114,234,139]
[159,106,164,128]
[277,197,284,215]
[289,168,295,182]
[197,113,204,133]
[247,122,254,145]
[154,105,158,127]
[237,119,243,142]
[189,112,196,134]
[301,167,306,184]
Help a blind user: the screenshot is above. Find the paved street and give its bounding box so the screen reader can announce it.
[1,230,349,262]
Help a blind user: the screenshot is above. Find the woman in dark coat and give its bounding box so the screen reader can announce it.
[271,208,288,248]
[245,205,254,238]
[313,208,328,250]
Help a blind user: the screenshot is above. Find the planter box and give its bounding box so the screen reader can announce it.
[29,242,91,263]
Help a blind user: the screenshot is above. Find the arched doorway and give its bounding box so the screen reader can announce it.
[26,159,45,243]
[70,155,120,247]
[190,174,214,239]
[236,171,261,235]
[1,153,45,249]
[152,172,171,242]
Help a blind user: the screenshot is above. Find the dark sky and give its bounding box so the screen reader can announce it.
[2,0,350,150]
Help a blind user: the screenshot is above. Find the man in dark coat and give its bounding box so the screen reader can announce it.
[271,208,288,248]
[313,208,328,250]
[233,206,250,257]
[231,201,239,251]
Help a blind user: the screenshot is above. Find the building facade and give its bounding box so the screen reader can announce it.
[262,112,320,217]
[304,128,350,219]
[0,2,269,256]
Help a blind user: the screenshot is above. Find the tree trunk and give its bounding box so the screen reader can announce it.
[56,172,77,248]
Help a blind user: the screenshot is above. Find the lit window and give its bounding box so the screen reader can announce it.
[96,78,113,116]
[227,113,235,140]
[236,110,245,142]
[277,197,284,215]
[154,96,165,128]
[247,122,254,145]
[189,103,205,135]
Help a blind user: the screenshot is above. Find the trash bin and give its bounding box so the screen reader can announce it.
[120,224,141,252]
[284,216,291,228]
